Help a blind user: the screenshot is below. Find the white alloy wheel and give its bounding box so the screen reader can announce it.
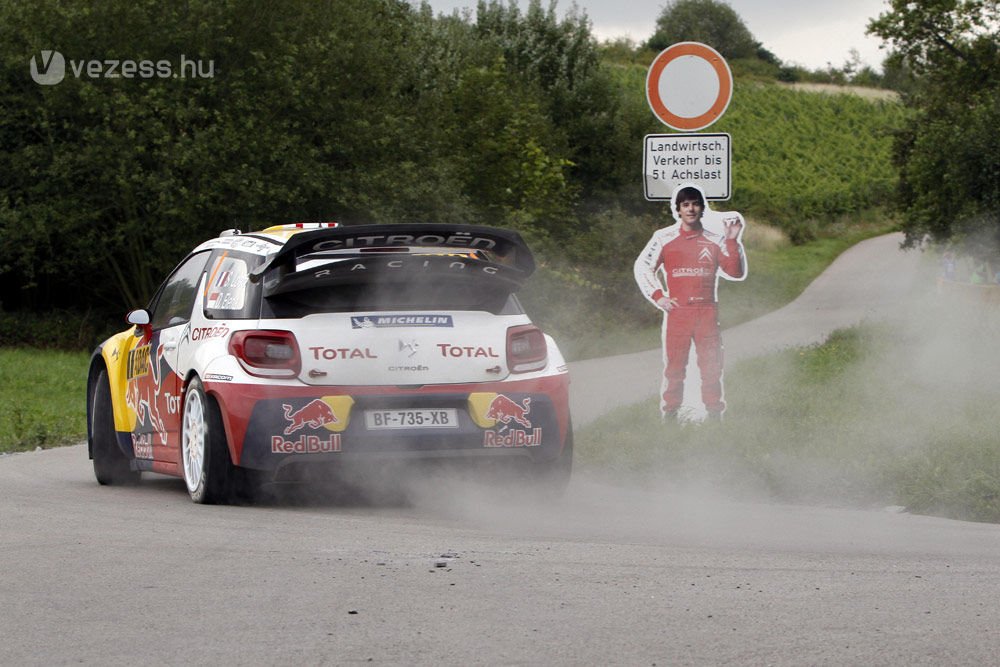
[182,384,207,496]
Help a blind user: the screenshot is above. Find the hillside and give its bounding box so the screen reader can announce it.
[781,82,900,101]
[608,63,906,233]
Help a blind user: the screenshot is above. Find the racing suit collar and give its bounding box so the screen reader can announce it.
[679,221,704,239]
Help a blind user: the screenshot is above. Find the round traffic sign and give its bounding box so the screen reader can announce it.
[646,42,733,131]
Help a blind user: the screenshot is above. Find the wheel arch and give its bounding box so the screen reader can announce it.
[182,370,238,466]
[86,349,108,460]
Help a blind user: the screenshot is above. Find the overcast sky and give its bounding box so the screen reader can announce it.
[417,0,892,71]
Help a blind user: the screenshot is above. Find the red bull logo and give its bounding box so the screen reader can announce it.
[485,395,532,429]
[483,428,542,448]
[282,400,338,435]
[468,392,544,449]
[271,434,342,454]
[131,432,153,459]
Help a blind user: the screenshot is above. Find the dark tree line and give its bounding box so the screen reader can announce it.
[0,0,644,313]
[1,0,988,330]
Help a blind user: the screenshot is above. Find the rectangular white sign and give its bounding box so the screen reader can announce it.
[643,133,731,201]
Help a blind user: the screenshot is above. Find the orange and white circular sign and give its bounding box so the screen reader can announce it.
[646,42,733,132]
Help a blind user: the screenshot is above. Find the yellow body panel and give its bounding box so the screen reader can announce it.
[467,392,500,429]
[100,328,144,432]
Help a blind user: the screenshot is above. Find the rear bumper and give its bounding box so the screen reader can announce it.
[206,375,570,472]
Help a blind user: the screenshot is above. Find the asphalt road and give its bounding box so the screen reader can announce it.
[5,233,1000,666]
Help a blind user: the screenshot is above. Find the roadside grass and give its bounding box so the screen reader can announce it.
[577,293,1000,523]
[0,349,90,453]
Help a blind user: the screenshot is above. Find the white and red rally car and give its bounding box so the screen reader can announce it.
[86,223,572,503]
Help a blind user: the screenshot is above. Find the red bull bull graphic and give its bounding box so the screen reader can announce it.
[282,400,338,435]
[271,396,353,455]
[469,393,543,448]
[486,394,532,429]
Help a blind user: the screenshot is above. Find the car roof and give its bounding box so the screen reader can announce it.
[189,223,340,256]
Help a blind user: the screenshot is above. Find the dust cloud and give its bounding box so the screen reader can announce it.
[388,253,999,546]
[270,248,1000,550]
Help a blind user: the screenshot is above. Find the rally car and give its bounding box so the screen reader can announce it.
[86,223,572,503]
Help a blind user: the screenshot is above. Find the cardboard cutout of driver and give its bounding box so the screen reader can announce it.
[634,183,747,421]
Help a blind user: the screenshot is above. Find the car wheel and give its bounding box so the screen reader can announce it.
[91,368,141,485]
[181,377,233,504]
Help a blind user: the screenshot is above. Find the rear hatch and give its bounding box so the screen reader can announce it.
[255,224,538,387]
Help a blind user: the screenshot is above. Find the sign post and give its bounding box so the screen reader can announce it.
[636,43,747,426]
[644,42,733,201]
[644,133,730,200]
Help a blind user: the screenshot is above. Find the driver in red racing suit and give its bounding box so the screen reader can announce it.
[634,186,746,420]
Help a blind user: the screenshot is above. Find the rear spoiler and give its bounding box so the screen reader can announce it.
[251,223,536,295]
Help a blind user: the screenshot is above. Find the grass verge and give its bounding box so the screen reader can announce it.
[0,348,90,452]
[577,291,1000,523]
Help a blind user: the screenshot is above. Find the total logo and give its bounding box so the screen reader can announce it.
[468,393,543,448]
[309,346,377,360]
[436,343,499,358]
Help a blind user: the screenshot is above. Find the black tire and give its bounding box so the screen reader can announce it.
[233,468,268,505]
[91,368,141,486]
[181,377,234,504]
[533,421,573,496]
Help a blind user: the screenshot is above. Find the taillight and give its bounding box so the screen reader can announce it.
[506,325,547,373]
[228,330,301,378]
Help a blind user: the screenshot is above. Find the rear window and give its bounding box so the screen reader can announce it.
[262,284,523,318]
[260,248,526,318]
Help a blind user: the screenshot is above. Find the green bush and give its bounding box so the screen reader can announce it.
[0,307,121,350]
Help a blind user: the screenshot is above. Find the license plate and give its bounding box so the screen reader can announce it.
[364,408,459,430]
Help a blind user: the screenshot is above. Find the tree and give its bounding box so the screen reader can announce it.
[0,0,637,313]
[0,0,448,309]
[868,0,1000,251]
[646,0,758,60]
